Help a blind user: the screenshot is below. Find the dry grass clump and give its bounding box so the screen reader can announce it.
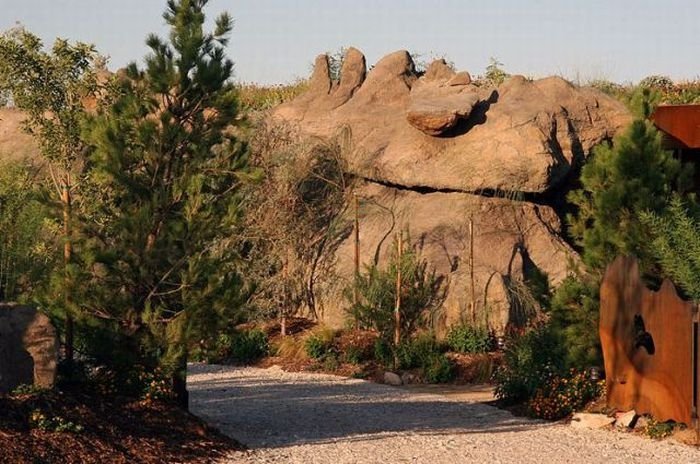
[236,80,308,112]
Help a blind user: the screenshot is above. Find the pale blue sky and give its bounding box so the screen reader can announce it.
[1,0,698,85]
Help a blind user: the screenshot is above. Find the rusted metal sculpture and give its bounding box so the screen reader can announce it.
[600,256,696,425]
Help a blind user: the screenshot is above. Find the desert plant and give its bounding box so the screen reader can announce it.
[484,57,508,86]
[527,369,603,420]
[304,327,336,360]
[492,325,564,405]
[548,273,602,369]
[348,234,446,346]
[229,329,269,364]
[241,120,350,326]
[423,353,456,384]
[445,324,495,354]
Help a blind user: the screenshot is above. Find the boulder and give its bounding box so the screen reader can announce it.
[383,371,403,386]
[274,49,632,194]
[448,71,472,86]
[570,413,615,429]
[615,410,639,429]
[407,92,480,136]
[272,48,633,330]
[0,303,58,393]
[0,108,39,162]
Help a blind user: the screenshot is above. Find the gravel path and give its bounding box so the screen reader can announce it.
[188,364,700,463]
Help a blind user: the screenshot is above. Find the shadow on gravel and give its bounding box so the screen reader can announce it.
[189,367,550,449]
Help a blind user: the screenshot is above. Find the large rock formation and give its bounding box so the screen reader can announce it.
[0,108,39,162]
[273,48,633,331]
[0,303,58,393]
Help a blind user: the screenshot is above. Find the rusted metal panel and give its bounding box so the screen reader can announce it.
[600,256,694,425]
[651,105,700,149]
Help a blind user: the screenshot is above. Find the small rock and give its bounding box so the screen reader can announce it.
[448,71,472,86]
[400,372,416,384]
[635,416,649,429]
[570,413,615,429]
[383,371,402,386]
[406,92,480,136]
[615,410,638,429]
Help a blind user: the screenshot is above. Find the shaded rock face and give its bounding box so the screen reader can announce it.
[274,48,633,331]
[0,304,58,393]
[0,108,39,162]
[317,182,575,332]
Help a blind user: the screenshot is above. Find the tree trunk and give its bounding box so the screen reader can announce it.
[173,350,189,410]
[61,185,74,363]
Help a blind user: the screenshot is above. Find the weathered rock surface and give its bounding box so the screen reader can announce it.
[318,182,576,331]
[272,48,633,330]
[615,410,638,429]
[383,371,402,386]
[0,303,58,393]
[275,49,631,194]
[571,413,615,430]
[0,108,39,162]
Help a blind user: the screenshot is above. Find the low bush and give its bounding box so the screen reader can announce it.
[397,333,444,370]
[229,329,269,363]
[337,329,377,364]
[445,324,495,354]
[492,325,564,405]
[527,369,603,420]
[304,327,337,360]
[423,354,456,384]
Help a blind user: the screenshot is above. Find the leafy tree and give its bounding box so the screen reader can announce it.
[0,27,99,362]
[240,120,349,331]
[568,118,690,273]
[0,162,59,300]
[81,0,249,407]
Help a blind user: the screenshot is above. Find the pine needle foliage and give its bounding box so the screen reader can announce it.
[640,197,700,300]
[80,0,250,403]
[347,234,446,343]
[568,118,691,273]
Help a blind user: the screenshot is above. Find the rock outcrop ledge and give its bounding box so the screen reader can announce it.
[273,48,632,330]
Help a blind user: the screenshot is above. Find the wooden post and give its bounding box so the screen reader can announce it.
[469,215,476,326]
[61,184,74,363]
[281,254,288,337]
[353,193,360,327]
[393,233,403,369]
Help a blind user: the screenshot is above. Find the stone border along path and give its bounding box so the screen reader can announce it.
[188,364,700,463]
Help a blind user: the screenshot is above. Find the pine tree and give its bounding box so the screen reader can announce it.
[568,118,691,272]
[82,0,249,408]
[640,197,700,300]
[0,27,99,362]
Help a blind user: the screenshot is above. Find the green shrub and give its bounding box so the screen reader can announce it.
[549,274,602,369]
[493,325,564,405]
[347,234,446,345]
[445,324,495,354]
[343,345,364,364]
[397,333,443,369]
[527,369,603,420]
[304,328,336,360]
[423,354,456,384]
[373,338,393,367]
[228,329,269,364]
[29,409,83,433]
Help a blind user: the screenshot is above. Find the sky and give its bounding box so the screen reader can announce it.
[1,0,699,85]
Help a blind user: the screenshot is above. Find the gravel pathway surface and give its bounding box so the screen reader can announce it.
[188,364,700,463]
